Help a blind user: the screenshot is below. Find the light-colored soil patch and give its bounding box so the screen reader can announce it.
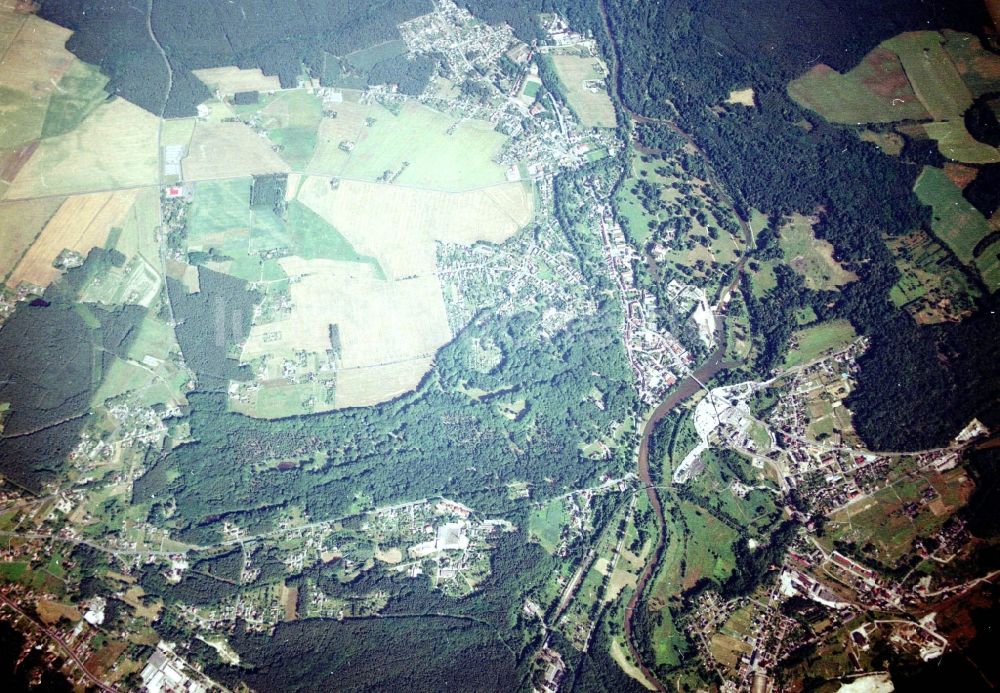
[35,599,81,625]
[334,357,435,408]
[4,98,159,199]
[548,51,616,128]
[297,176,532,278]
[725,87,756,107]
[280,583,298,622]
[123,585,163,622]
[0,15,72,96]
[193,66,282,95]
[610,639,656,691]
[0,196,62,281]
[182,121,290,180]
[375,547,403,564]
[7,189,141,287]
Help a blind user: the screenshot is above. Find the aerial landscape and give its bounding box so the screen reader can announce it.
[0,0,998,691]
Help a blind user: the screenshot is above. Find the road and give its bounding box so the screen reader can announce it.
[0,592,118,692]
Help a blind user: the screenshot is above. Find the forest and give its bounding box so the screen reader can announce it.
[40,0,435,116]
[0,249,146,490]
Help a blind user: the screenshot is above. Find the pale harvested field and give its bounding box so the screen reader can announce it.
[0,3,27,58]
[375,547,403,564]
[7,189,140,287]
[0,15,72,96]
[182,121,290,181]
[335,357,435,408]
[610,639,657,691]
[549,52,616,128]
[4,98,159,199]
[242,256,450,409]
[160,117,196,148]
[193,66,282,95]
[725,87,756,107]
[0,196,62,281]
[297,176,533,278]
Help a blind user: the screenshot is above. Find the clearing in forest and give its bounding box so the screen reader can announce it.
[782,320,857,369]
[778,213,857,290]
[192,66,282,96]
[887,231,980,325]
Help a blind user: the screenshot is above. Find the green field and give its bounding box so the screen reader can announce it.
[883,32,972,120]
[914,166,998,290]
[258,90,324,170]
[546,51,616,129]
[0,85,47,149]
[41,60,110,139]
[923,121,1000,164]
[783,320,856,368]
[188,177,252,239]
[788,46,928,123]
[313,101,509,191]
[529,497,568,555]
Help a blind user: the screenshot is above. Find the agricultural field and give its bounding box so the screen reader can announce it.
[546,49,616,129]
[529,496,568,555]
[182,121,290,181]
[6,189,142,288]
[297,176,533,278]
[0,197,63,282]
[790,31,1000,165]
[777,213,857,290]
[882,32,972,119]
[309,100,510,191]
[914,166,999,290]
[4,98,159,199]
[825,466,973,567]
[782,320,856,369]
[887,230,981,324]
[234,89,325,170]
[788,47,927,123]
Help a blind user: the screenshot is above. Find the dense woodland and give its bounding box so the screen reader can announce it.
[41,0,435,116]
[0,250,146,490]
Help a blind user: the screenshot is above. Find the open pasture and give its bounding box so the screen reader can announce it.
[547,50,616,128]
[319,100,509,191]
[788,47,928,123]
[779,213,857,290]
[4,98,159,199]
[922,120,1000,164]
[7,189,141,288]
[0,196,62,281]
[783,320,856,369]
[193,66,282,95]
[182,121,290,181]
[884,32,972,119]
[257,89,323,170]
[941,30,1000,96]
[297,176,533,279]
[914,166,998,289]
[0,15,72,97]
[308,99,377,174]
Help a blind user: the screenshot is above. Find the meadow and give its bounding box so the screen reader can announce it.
[782,320,856,368]
[778,213,857,290]
[914,166,998,290]
[310,100,509,191]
